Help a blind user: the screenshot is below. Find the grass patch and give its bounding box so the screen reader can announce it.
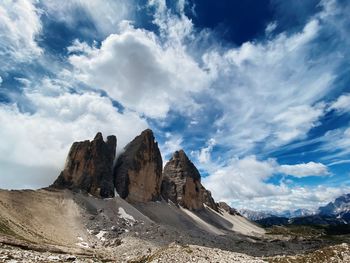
[0,218,17,237]
[266,225,325,238]
[267,243,349,263]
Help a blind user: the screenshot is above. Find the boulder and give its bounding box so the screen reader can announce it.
[52,132,116,198]
[114,129,163,202]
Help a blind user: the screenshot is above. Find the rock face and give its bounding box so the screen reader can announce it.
[52,132,116,198]
[161,150,203,210]
[114,129,163,203]
[218,202,240,215]
[161,150,218,211]
[160,176,177,204]
[201,188,219,211]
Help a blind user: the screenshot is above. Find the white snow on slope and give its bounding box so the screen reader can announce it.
[118,207,135,221]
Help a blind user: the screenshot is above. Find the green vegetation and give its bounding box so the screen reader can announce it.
[267,243,349,263]
[0,218,17,237]
[266,225,325,238]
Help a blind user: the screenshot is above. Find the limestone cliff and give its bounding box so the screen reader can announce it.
[161,150,218,211]
[114,129,163,202]
[52,132,116,198]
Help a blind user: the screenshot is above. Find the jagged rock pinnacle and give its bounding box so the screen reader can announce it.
[52,132,116,198]
[114,129,163,202]
[161,150,218,211]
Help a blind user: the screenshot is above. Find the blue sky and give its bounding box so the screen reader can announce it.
[1,0,350,212]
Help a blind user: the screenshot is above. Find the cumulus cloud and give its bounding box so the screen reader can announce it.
[278,162,330,178]
[68,22,210,118]
[202,156,284,201]
[232,185,350,212]
[202,155,330,210]
[0,89,148,189]
[0,0,42,64]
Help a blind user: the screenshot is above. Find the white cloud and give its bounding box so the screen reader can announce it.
[149,0,193,44]
[201,9,340,155]
[329,94,350,113]
[202,156,284,201]
[0,0,42,64]
[265,21,277,35]
[68,22,210,118]
[202,155,330,210]
[0,90,148,189]
[196,138,216,164]
[272,104,324,143]
[231,185,350,212]
[41,0,134,37]
[0,76,2,85]
[159,133,183,160]
[278,162,329,178]
[319,127,350,161]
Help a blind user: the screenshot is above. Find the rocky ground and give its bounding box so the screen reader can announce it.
[1,189,350,262]
[1,241,350,263]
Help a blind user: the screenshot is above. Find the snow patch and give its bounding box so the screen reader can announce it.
[96,230,108,241]
[118,207,135,221]
[76,242,89,248]
[48,255,60,261]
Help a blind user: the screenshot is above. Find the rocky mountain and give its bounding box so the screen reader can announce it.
[240,208,315,221]
[114,129,163,202]
[285,194,350,226]
[218,202,240,215]
[161,150,218,211]
[280,208,315,218]
[253,194,350,227]
[52,132,116,198]
[53,130,220,211]
[239,209,274,221]
[318,193,350,217]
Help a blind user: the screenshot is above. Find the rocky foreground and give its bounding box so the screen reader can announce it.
[1,240,350,262]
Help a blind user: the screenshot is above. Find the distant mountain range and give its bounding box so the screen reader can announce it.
[318,193,350,217]
[247,193,350,227]
[238,209,274,221]
[239,208,315,221]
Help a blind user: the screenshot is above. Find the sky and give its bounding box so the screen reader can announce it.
[1,0,350,213]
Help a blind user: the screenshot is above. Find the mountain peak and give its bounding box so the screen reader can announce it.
[161,150,218,211]
[52,132,116,198]
[114,129,163,202]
